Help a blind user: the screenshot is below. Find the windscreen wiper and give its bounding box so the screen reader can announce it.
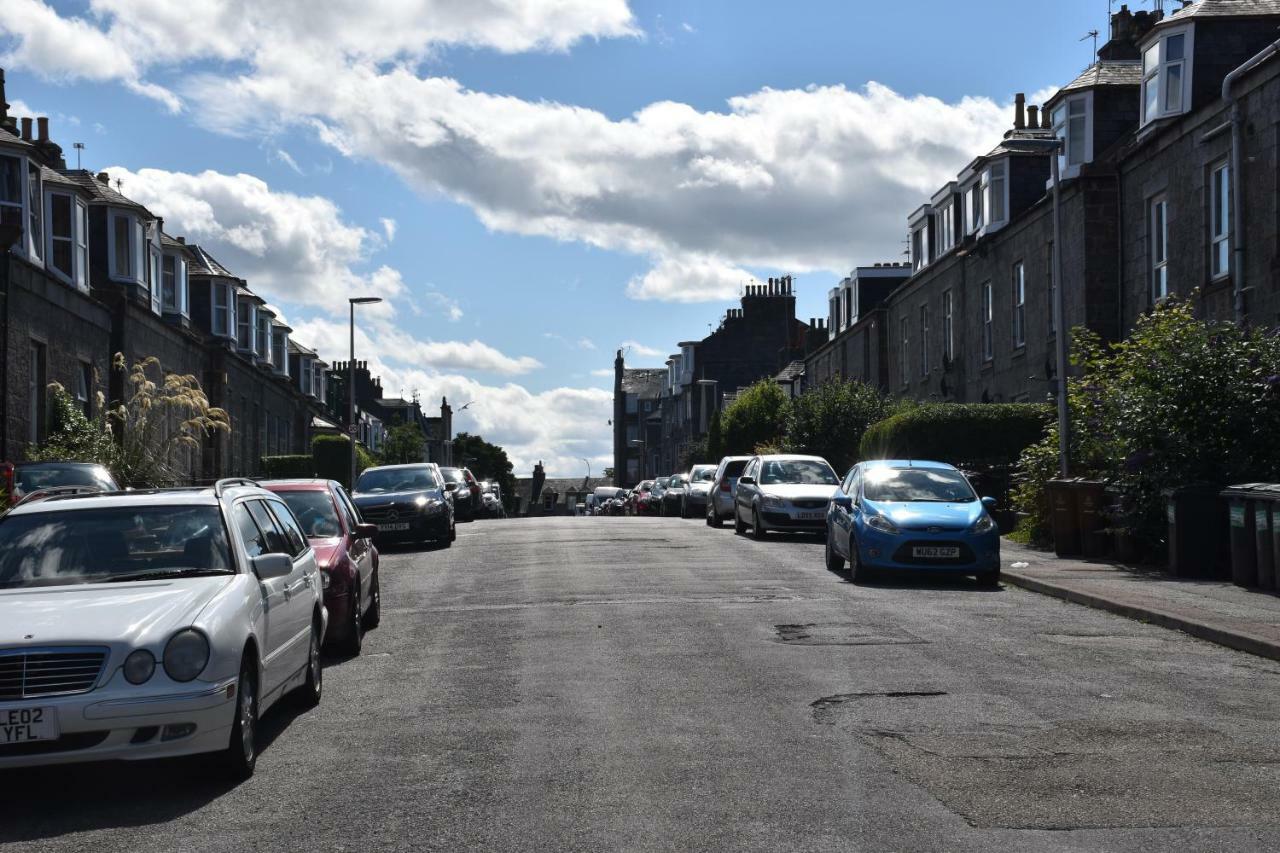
[103,569,235,583]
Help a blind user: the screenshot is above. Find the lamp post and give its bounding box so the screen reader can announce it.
[580,456,591,481]
[348,296,382,488]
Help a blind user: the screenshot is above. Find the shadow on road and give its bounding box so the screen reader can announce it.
[0,699,309,843]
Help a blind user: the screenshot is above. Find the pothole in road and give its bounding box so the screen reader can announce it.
[774,623,928,646]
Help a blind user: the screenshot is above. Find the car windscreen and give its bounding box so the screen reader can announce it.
[15,464,117,494]
[863,468,976,503]
[757,459,839,486]
[690,466,716,482]
[276,491,342,539]
[356,468,436,493]
[723,460,748,478]
[438,468,465,484]
[0,506,233,588]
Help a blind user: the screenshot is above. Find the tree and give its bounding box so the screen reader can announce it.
[602,467,616,480]
[720,379,790,455]
[706,409,724,461]
[785,379,897,473]
[453,432,517,510]
[380,422,427,465]
[27,383,114,466]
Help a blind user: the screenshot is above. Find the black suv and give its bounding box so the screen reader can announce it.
[351,463,456,547]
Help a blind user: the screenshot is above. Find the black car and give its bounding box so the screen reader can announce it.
[351,463,456,547]
[1,461,119,506]
[438,466,477,521]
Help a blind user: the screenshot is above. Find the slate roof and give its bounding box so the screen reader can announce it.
[40,165,82,190]
[288,339,317,357]
[514,476,615,506]
[621,368,666,398]
[56,170,154,217]
[774,360,805,383]
[1156,0,1280,26]
[187,244,238,279]
[1058,61,1143,95]
[0,125,35,153]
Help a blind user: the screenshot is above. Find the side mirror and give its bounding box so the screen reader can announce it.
[739,476,756,486]
[355,523,379,539]
[444,482,458,492]
[981,496,997,510]
[832,495,854,510]
[251,553,293,580]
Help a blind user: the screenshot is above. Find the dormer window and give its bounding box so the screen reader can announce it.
[44,190,89,291]
[908,206,932,273]
[146,222,161,315]
[161,252,189,317]
[211,281,236,339]
[1142,28,1192,125]
[980,159,1008,234]
[27,162,41,265]
[256,311,274,364]
[1052,93,1093,178]
[108,210,146,286]
[271,325,290,376]
[0,155,45,263]
[964,180,984,235]
[936,199,955,255]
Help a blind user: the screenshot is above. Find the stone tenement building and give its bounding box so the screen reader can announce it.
[613,277,809,486]
[0,70,431,479]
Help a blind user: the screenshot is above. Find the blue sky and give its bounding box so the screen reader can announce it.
[2,0,1109,474]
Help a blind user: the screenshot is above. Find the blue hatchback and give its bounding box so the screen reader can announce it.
[824,460,1000,585]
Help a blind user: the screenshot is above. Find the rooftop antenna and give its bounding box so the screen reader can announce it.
[113,177,123,193]
[72,142,84,169]
[1081,29,1100,57]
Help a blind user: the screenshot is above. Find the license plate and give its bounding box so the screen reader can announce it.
[378,522,411,532]
[913,546,960,559]
[798,512,825,521]
[1,707,59,745]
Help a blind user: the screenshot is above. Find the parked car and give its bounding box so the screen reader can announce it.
[352,463,455,547]
[649,477,669,515]
[592,486,626,516]
[825,460,1000,585]
[263,479,381,656]
[680,465,717,519]
[438,467,479,521]
[1,461,119,507]
[733,454,840,539]
[660,474,688,516]
[0,478,325,777]
[628,480,656,515]
[706,456,752,527]
[480,482,506,519]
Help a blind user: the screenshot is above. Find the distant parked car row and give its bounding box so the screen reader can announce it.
[624,454,1001,586]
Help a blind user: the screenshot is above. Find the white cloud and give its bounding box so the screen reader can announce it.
[621,340,664,358]
[292,316,540,376]
[422,290,463,322]
[626,254,748,302]
[590,368,614,377]
[577,338,596,350]
[272,148,303,175]
[380,217,397,242]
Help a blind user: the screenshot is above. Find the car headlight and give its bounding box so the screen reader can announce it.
[414,495,428,507]
[760,494,786,510]
[163,629,210,683]
[971,514,998,534]
[123,649,156,685]
[865,514,900,535]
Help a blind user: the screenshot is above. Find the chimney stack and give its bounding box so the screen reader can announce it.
[0,69,8,123]
[20,117,32,141]
[1026,105,1039,130]
[96,171,109,185]
[1013,93,1026,130]
[36,117,47,142]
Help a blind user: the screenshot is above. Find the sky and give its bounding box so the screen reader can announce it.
[0,0,1112,476]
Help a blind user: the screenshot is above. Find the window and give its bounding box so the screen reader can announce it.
[47,192,73,281]
[942,289,954,363]
[247,500,290,555]
[981,282,993,362]
[911,224,929,272]
[1210,162,1230,280]
[265,500,308,557]
[1142,30,1191,125]
[937,201,955,254]
[237,298,255,351]
[967,182,984,234]
[981,160,1007,229]
[27,162,41,264]
[1052,94,1092,176]
[162,255,177,311]
[0,155,22,231]
[212,282,234,338]
[232,503,268,559]
[1151,195,1169,300]
[918,304,929,378]
[1012,261,1026,348]
[75,199,88,288]
[28,341,46,445]
[899,316,909,386]
[110,213,133,280]
[148,241,162,315]
[257,313,273,363]
[75,361,92,417]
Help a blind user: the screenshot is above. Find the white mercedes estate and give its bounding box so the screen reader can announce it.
[0,479,326,778]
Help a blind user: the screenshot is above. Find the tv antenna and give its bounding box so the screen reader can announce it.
[72,142,84,169]
[1081,29,1100,56]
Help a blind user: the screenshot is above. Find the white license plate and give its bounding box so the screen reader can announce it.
[378,522,411,532]
[797,512,825,521]
[913,546,961,559]
[1,706,59,745]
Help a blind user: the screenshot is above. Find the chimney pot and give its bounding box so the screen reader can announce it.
[1014,93,1026,130]
[1026,105,1039,129]
[176,236,185,244]
[20,116,32,141]
[97,171,109,185]
[36,116,48,142]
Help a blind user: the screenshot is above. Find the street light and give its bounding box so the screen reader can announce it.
[580,456,591,481]
[348,296,383,488]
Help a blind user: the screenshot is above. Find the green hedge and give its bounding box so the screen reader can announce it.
[259,455,316,479]
[312,434,376,489]
[859,403,1051,468]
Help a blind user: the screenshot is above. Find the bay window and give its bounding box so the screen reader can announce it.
[211,281,235,339]
[1052,93,1092,178]
[161,253,189,316]
[966,180,984,235]
[272,325,289,376]
[981,159,1008,233]
[109,210,148,286]
[936,200,955,254]
[256,310,274,364]
[1210,161,1229,280]
[148,240,162,315]
[1150,195,1169,300]
[27,162,41,264]
[1142,29,1192,125]
[46,192,74,283]
[0,155,22,231]
[236,296,257,353]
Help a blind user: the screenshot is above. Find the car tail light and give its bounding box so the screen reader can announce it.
[1,463,14,506]
[720,481,730,492]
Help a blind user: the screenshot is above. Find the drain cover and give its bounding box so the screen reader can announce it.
[774,623,927,646]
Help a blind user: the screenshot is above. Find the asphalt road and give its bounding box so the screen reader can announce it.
[7,516,1280,852]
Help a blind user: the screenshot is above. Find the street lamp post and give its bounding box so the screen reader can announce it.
[580,456,591,481]
[348,296,383,488]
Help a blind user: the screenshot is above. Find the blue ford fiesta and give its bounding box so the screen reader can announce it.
[824,460,1000,586]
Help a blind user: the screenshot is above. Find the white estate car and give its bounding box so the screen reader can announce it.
[0,479,326,777]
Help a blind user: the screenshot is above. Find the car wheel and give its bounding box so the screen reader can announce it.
[825,528,845,571]
[977,568,1001,588]
[295,618,323,709]
[751,508,768,541]
[450,515,458,541]
[707,505,721,528]
[733,506,747,535]
[680,499,690,519]
[848,536,874,584]
[363,569,381,630]
[219,654,258,780]
[339,581,363,656]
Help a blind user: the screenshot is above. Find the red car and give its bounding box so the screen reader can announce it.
[263,479,381,656]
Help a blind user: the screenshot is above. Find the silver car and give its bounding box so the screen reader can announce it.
[706,456,752,527]
[680,465,718,518]
[733,454,840,539]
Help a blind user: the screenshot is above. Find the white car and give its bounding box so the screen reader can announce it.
[733,454,841,539]
[0,479,327,777]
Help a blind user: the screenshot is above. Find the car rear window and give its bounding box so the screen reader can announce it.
[275,491,342,539]
[15,464,117,495]
[723,460,748,477]
[758,459,838,486]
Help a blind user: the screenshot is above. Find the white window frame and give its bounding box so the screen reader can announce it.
[1012,262,1026,348]
[147,231,162,315]
[918,304,929,378]
[26,162,41,265]
[1151,195,1169,300]
[1210,161,1230,281]
[1141,27,1193,126]
[942,289,954,363]
[44,190,77,286]
[936,200,955,255]
[272,326,289,376]
[1051,91,1094,180]
[257,312,273,363]
[981,282,994,362]
[108,209,144,284]
[899,316,909,386]
[237,297,256,353]
[0,154,24,242]
[980,159,1008,235]
[212,281,235,338]
[74,198,88,290]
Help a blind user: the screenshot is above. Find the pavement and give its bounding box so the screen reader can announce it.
[1001,538,1280,663]
[6,517,1280,851]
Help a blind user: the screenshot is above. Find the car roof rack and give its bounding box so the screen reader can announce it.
[12,485,109,507]
[213,477,260,497]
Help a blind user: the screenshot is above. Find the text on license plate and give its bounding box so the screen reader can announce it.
[1,707,59,744]
[913,546,961,559]
[797,512,825,520]
[378,522,411,532]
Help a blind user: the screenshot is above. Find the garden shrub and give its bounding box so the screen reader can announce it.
[860,402,1051,468]
[260,455,315,478]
